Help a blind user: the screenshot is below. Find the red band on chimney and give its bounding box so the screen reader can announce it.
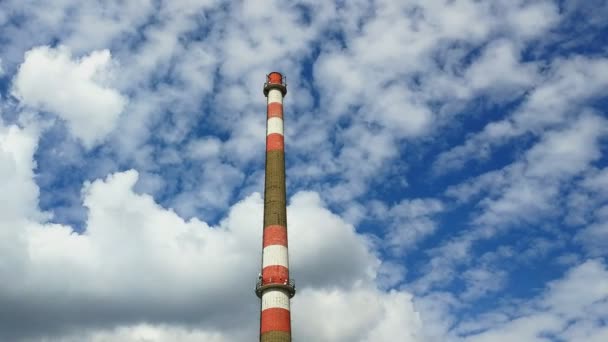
[263,225,288,248]
[262,265,289,284]
[266,133,284,151]
[267,103,283,118]
[261,308,291,333]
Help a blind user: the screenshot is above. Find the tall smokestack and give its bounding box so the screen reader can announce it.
[255,72,295,342]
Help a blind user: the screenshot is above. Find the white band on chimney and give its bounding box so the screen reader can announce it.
[267,89,283,104]
[267,117,284,136]
[262,289,291,311]
[262,245,289,268]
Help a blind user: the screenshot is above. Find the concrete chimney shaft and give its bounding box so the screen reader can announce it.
[256,72,295,342]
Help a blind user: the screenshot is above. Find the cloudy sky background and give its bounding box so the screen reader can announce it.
[1,0,607,341]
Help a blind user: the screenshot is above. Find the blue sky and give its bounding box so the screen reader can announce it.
[0,0,607,341]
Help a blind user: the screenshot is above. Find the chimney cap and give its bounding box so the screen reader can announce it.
[264,72,287,96]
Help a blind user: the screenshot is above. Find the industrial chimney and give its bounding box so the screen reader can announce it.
[255,72,295,342]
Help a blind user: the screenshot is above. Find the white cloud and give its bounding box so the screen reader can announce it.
[0,120,419,341]
[325,124,400,203]
[447,113,608,229]
[12,46,126,148]
[296,288,422,342]
[169,160,245,218]
[464,313,562,342]
[581,167,608,198]
[410,238,473,294]
[543,260,608,317]
[524,114,606,178]
[56,324,230,342]
[55,288,423,342]
[576,221,608,257]
[434,56,608,174]
[61,0,157,54]
[415,112,607,295]
[505,1,560,39]
[0,124,42,222]
[561,321,608,342]
[385,198,444,253]
[465,39,538,97]
[2,0,567,216]
[460,267,507,301]
[454,260,608,342]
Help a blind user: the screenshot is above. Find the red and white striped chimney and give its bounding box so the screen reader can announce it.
[255,72,295,342]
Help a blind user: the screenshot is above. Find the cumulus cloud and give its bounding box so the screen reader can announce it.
[0,124,42,222]
[54,288,424,342]
[0,120,420,341]
[12,46,126,148]
[297,288,422,342]
[55,324,231,342]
